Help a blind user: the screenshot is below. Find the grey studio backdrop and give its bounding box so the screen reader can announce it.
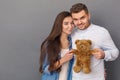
[0,0,120,80]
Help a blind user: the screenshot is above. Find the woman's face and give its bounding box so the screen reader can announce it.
[62,16,74,35]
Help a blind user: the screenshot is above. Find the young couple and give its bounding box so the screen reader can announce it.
[39,3,119,80]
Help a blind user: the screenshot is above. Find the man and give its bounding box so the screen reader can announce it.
[70,3,119,80]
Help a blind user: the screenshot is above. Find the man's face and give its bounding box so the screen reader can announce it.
[72,10,90,30]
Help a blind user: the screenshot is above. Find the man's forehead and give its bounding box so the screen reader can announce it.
[72,11,86,18]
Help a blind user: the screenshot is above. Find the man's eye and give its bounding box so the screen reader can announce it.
[73,19,77,21]
[81,16,85,19]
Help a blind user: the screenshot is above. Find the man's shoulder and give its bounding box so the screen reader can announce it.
[91,24,108,32]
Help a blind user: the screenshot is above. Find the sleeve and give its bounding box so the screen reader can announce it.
[100,29,119,61]
[42,54,51,74]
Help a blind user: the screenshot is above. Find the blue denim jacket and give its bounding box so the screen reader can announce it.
[40,35,74,80]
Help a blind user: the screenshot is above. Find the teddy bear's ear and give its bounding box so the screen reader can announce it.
[75,40,79,44]
[87,40,92,45]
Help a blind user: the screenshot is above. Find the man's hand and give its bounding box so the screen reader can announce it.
[92,48,105,59]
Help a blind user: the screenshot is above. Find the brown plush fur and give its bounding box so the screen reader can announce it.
[72,39,96,74]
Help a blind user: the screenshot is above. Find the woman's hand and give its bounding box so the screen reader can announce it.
[53,50,74,70]
[60,50,74,64]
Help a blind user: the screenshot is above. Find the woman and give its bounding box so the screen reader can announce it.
[39,11,74,80]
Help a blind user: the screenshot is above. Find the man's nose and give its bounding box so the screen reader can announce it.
[78,20,82,24]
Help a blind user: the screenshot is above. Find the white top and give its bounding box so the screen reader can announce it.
[59,48,69,80]
[71,24,119,80]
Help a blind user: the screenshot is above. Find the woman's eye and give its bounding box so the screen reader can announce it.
[63,22,68,25]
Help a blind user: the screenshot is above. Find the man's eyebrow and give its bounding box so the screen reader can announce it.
[73,18,78,20]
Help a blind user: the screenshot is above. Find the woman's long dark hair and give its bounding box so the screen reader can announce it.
[39,11,71,73]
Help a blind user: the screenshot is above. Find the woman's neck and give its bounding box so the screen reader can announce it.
[60,33,69,49]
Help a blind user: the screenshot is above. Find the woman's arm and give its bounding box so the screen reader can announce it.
[50,50,74,71]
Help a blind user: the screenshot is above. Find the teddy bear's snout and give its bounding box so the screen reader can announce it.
[80,45,86,50]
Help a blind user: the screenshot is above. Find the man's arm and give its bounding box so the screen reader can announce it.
[93,28,119,61]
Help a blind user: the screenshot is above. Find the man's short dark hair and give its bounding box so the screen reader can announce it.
[70,3,89,14]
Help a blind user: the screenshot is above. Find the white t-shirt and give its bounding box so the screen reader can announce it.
[59,48,69,80]
[71,24,119,80]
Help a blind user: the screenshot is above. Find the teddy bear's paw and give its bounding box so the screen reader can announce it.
[73,66,81,73]
[83,68,91,74]
[70,49,76,53]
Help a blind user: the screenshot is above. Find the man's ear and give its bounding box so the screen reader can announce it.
[75,40,79,44]
[88,13,91,20]
[87,40,92,45]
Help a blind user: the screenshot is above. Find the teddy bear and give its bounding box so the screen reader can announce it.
[72,39,96,74]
